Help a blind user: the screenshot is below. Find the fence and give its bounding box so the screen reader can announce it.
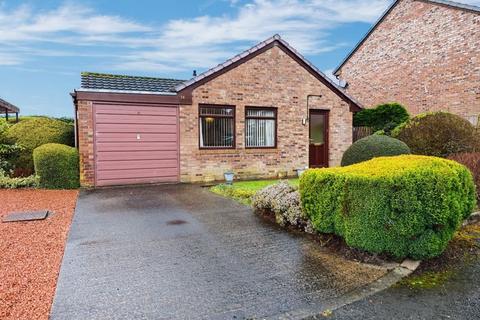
[353,126,373,142]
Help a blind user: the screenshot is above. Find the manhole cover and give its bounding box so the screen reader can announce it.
[2,210,49,223]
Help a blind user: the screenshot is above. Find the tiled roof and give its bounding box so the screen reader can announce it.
[80,72,186,94]
[333,0,480,75]
[0,98,19,113]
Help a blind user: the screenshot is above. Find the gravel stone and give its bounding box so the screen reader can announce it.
[0,189,78,320]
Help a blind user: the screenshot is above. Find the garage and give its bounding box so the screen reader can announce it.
[93,103,179,186]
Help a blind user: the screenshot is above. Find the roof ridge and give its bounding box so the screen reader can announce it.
[81,72,186,82]
[174,34,281,91]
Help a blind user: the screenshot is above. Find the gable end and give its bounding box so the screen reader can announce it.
[333,0,480,76]
[177,35,362,111]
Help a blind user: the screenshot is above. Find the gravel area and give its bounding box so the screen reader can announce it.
[0,189,78,320]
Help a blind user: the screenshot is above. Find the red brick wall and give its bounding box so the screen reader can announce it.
[179,44,353,183]
[337,0,480,124]
[76,100,95,187]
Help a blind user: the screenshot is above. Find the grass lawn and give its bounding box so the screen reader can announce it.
[210,178,299,205]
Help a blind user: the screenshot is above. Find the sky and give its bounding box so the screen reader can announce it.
[0,0,479,117]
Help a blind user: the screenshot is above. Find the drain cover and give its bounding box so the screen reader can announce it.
[3,210,49,223]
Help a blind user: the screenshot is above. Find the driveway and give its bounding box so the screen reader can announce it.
[51,184,387,319]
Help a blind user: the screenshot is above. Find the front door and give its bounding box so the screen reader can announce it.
[309,110,329,168]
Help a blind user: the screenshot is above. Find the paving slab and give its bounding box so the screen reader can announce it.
[51,184,388,320]
[2,210,49,222]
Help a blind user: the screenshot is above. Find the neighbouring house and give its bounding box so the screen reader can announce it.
[334,0,480,125]
[72,35,362,187]
[0,98,20,122]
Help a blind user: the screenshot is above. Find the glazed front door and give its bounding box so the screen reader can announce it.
[309,110,329,168]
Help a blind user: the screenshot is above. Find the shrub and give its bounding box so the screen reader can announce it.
[300,155,476,259]
[7,117,74,173]
[0,170,38,188]
[252,181,310,230]
[0,143,24,173]
[354,102,409,133]
[448,153,480,202]
[392,112,479,157]
[33,143,79,189]
[341,135,410,166]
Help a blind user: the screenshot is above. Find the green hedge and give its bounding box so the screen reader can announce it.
[354,102,409,133]
[7,117,74,174]
[341,135,410,166]
[300,155,476,259]
[33,143,79,189]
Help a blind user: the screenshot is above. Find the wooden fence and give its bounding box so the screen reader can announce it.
[353,126,373,142]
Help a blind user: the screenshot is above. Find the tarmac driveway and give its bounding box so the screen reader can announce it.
[51,184,387,320]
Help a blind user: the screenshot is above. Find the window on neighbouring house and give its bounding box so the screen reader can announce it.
[245,107,277,148]
[199,105,235,148]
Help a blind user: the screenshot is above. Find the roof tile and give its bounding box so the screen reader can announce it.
[80,72,186,93]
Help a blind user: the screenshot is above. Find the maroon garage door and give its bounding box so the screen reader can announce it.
[93,104,179,186]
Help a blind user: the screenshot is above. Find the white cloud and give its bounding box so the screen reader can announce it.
[0,52,23,65]
[0,3,149,43]
[4,0,479,74]
[0,1,390,73]
[117,0,389,72]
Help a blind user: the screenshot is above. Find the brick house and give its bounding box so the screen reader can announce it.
[73,35,361,187]
[334,0,480,125]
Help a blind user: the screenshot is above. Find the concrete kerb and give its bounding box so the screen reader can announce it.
[269,258,421,320]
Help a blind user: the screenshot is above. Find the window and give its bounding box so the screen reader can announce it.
[245,107,277,148]
[199,105,235,148]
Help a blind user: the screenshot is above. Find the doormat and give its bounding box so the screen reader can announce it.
[2,210,49,223]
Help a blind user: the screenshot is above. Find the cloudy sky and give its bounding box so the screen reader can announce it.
[0,0,479,116]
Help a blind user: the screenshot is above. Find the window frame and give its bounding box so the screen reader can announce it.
[198,104,236,150]
[244,106,278,149]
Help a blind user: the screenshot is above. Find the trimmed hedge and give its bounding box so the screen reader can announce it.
[392,112,479,157]
[300,155,476,259]
[33,143,79,189]
[7,117,74,173]
[354,102,409,132]
[341,135,410,166]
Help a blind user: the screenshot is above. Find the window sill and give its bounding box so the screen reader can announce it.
[197,148,278,155]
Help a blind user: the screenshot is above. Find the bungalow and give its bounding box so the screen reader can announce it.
[334,0,480,125]
[73,35,361,187]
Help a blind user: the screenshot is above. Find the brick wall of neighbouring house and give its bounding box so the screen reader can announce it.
[179,44,353,183]
[76,100,95,187]
[336,0,480,124]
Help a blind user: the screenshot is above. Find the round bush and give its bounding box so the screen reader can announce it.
[341,135,411,166]
[7,117,74,173]
[353,102,409,132]
[392,112,479,157]
[33,143,79,189]
[301,155,476,259]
